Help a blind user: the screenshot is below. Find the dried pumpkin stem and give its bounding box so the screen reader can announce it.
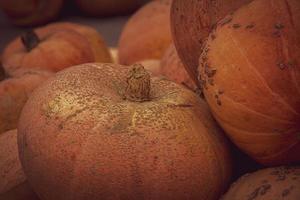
[21,30,40,52]
[124,64,151,102]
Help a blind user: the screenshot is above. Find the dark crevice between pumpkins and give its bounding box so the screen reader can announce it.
[124,64,151,102]
[0,62,6,81]
[21,30,40,52]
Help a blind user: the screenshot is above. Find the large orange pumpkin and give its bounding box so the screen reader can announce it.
[75,0,145,17]
[2,22,111,76]
[18,63,232,200]
[0,0,64,26]
[0,129,39,200]
[161,44,197,91]
[118,0,172,65]
[170,0,253,86]
[0,70,52,133]
[221,166,300,200]
[198,0,300,165]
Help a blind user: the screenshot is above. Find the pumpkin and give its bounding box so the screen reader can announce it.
[170,0,253,86]
[0,129,39,200]
[118,0,172,65]
[18,63,232,200]
[138,59,161,76]
[161,44,197,91]
[198,0,300,165]
[0,70,52,133]
[0,0,63,26]
[221,166,300,200]
[109,47,119,64]
[75,0,145,17]
[2,22,112,76]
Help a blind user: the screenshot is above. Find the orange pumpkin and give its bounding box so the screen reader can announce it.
[18,63,232,200]
[198,0,300,165]
[0,0,64,26]
[221,166,300,200]
[2,22,112,76]
[0,70,52,133]
[170,0,253,86]
[118,0,172,65]
[0,129,39,200]
[75,0,144,16]
[161,44,197,91]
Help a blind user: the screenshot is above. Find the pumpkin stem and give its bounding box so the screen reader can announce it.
[21,30,40,52]
[124,64,151,102]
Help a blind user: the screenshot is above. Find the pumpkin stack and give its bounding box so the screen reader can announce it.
[1,0,300,199]
[0,21,112,199]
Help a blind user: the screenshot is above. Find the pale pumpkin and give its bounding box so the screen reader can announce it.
[221,166,300,200]
[138,59,161,76]
[18,63,232,200]
[2,22,111,76]
[118,0,172,65]
[198,0,300,165]
[0,129,39,200]
[0,0,63,26]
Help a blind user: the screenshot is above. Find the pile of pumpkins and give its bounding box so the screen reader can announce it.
[0,0,299,200]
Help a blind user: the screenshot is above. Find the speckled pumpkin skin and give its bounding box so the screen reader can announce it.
[198,0,300,166]
[221,166,300,200]
[0,129,39,200]
[18,63,232,200]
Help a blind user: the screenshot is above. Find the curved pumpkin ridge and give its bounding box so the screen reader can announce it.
[218,119,300,165]
[206,91,296,134]
[227,31,300,116]
[219,92,296,125]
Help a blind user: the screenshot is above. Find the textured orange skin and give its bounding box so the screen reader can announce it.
[170,0,253,86]
[0,129,39,200]
[0,0,63,26]
[18,63,232,200]
[2,22,111,76]
[161,44,197,91]
[198,0,300,165]
[221,166,300,200]
[118,0,172,65]
[76,0,144,16]
[0,70,52,133]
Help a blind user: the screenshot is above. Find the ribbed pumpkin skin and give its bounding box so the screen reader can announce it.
[170,0,253,86]
[2,22,111,77]
[18,63,232,200]
[198,0,300,165]
[0,129,39,200]
[118,0,172,65]
[0,0,63,26]
[221,166,300,200]
[0,70,52,133]
[161,44,197,91]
